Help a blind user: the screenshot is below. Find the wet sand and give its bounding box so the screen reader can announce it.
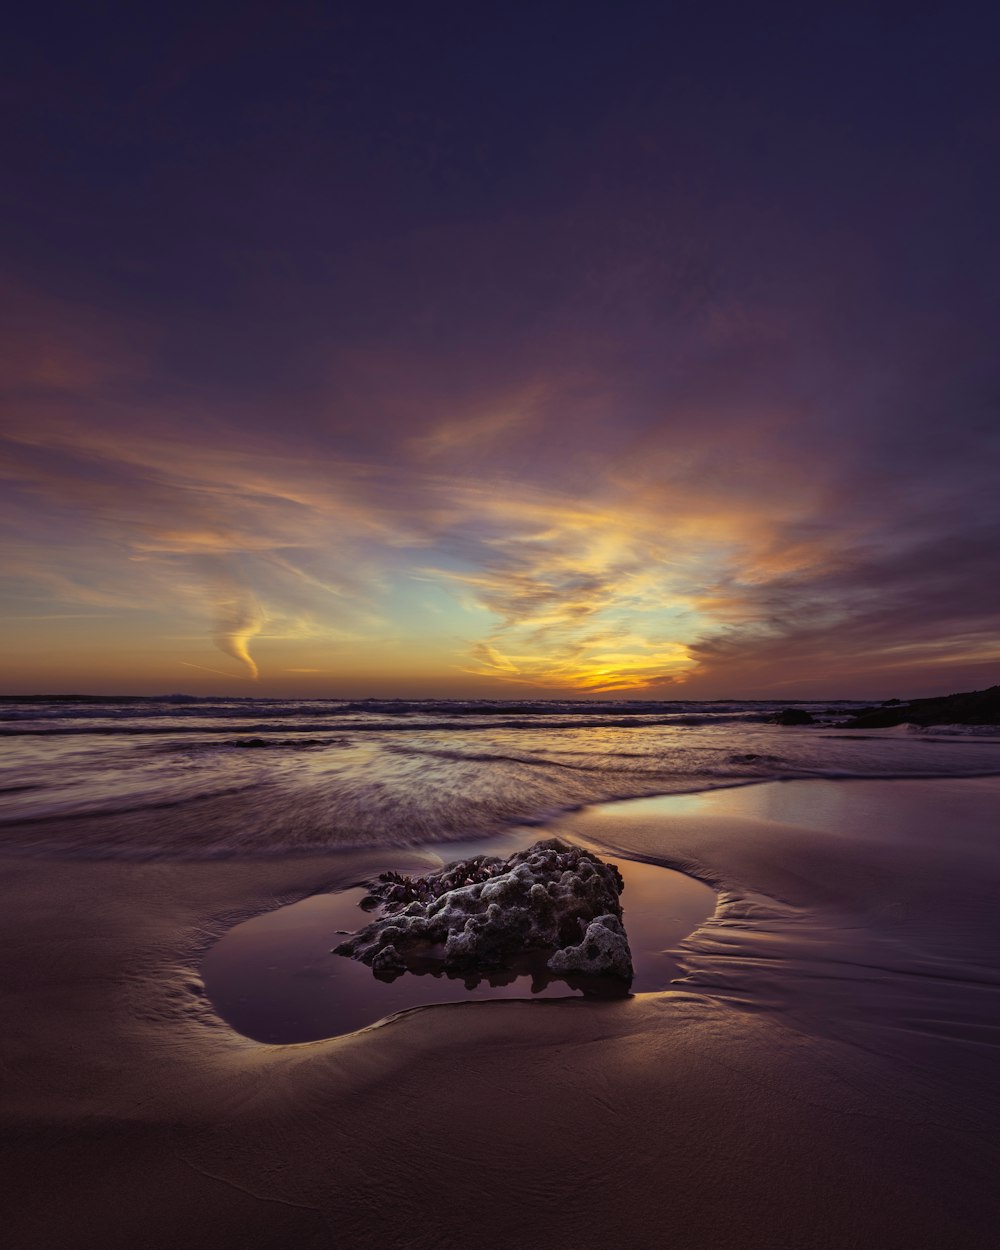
[3,777,1000,1248]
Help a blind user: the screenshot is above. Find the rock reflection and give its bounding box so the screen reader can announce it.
[370,945,631,1000]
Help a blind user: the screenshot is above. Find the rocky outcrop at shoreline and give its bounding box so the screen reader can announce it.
[847,685,1000,728]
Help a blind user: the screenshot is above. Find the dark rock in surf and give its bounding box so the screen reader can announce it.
[847,685,1000,729]
[774,708,815,726]
[231,736,330,749]
[547,914,633,981]
[333,838,634,986]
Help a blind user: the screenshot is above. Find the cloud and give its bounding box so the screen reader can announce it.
[1,262,998,697]
[4,394,996,694]
[408,391,539,460]
[470,642,520,674]
[212,594,264,680]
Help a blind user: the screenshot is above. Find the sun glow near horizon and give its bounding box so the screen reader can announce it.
[2,399,998,700]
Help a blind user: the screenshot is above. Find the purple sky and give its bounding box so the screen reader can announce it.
[2,3,999,697]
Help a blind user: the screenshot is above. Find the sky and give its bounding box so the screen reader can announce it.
[2,1,999,699]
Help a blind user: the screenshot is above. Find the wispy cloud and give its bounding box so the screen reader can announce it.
[2,269,998,697]
[212,594,264,680]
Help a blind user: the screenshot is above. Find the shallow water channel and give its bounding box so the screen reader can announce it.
[203,834,717,1043]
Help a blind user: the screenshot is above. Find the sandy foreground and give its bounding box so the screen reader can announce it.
[3,777,1000,1249]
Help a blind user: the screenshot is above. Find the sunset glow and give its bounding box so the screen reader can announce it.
[5,11,1000,1250]
[1,7,997,700]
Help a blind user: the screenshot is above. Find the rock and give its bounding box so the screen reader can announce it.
[774,708,815,725]
[371,944,405,974]
[844,707,909,728]
[333,838,633,986]
[547,915,634,981]
[847,685,1000,729]
[230,735,330,749]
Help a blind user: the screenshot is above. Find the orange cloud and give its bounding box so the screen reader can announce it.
[4,281,996,697]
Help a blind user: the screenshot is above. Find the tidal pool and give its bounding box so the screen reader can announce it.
[203,835,716,1043]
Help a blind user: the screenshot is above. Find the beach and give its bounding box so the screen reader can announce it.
[7,4,1000,1244]
[4,772,1000,1249]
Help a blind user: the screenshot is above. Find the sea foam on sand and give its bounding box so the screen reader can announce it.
[2,776,1000,1249]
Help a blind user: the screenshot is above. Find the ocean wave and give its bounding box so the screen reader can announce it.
[0,713,775,736]
[1,699,998,861]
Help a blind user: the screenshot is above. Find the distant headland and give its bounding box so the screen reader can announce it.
[847,685,1000,728]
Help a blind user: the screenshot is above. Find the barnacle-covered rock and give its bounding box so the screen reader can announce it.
[547,915,634,981]
[371,943,405,974]
[332,838,633,987]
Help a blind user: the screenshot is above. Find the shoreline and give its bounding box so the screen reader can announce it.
[6,757,1000,863]
[4,775,1000,1247]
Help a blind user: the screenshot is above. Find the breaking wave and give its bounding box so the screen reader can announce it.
[1,697,998,860]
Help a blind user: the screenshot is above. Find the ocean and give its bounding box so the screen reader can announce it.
[2,696,999,859]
